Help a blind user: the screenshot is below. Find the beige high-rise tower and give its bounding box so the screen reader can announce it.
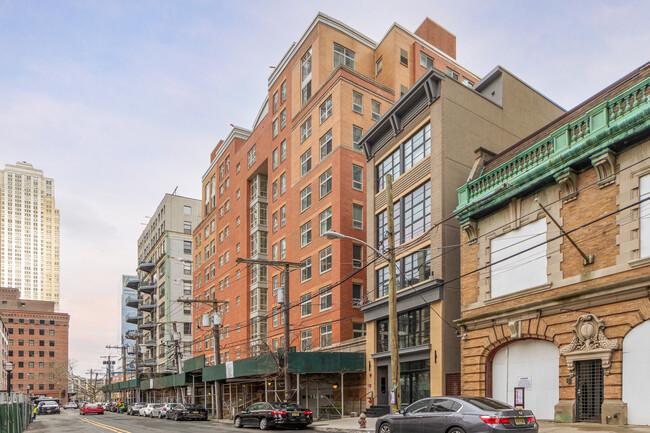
[0,162,60,310]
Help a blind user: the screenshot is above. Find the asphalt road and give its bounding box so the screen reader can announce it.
[27,409,243,432]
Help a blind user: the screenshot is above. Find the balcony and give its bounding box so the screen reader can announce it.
[138,319,156,330]
[144,339,157,348]
[125,279,141,290]
[125,296,139,308]
[138,300,156,312]
[124,330,141,340]
[139,281,156,294]
[138,262,156,273]
[142,358,156,367]
[125,313,142,324]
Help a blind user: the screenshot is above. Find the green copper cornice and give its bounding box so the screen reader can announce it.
[456,77,650,222]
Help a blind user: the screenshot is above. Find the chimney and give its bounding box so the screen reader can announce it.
[415,18,456,59]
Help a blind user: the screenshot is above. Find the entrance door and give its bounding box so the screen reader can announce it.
[377,367,388,405]
[575,360,603,422]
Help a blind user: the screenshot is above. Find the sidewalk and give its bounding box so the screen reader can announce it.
[308,417,650,433]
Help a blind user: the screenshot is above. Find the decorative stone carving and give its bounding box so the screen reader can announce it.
[590,149,617,187]
[560,314,619,377]
[554,168,578,203]
[460,219,478,242]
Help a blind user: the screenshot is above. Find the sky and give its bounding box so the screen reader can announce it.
[0,0,648,376]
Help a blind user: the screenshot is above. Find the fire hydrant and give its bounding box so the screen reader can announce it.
[358,412,367,428]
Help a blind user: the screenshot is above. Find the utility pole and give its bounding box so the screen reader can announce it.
[386,174,400,412]
[106,344,128,381]
[236,258,302,402]
[177,298,228,419]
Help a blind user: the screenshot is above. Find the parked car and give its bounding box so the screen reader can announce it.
[63,402,78,410]
[374,396,538,433]
[234,402,313,430]
[80,403,104,416]
[166,403,208,421]
[126,402,145,416]
[39,401,61,415]
[140,403,163,417]
[152,403,179,419]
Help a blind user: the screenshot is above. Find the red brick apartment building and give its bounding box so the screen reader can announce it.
[190,12,479,405]
[0,287,70,399]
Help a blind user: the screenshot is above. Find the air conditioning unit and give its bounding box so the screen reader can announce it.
[201,313,211,328]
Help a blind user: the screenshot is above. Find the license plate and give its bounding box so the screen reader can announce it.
[514,417,526,425]
[192,411,199,414]
[292,412,300,416]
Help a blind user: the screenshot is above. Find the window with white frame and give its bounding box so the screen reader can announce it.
[375,56,383,76]
[320,130,333,159]
[273,91,278,113]
[280,109,286,129]
[301,221,312,247]
[320,96,332,123]
[301,149,312,176]
[320,207,332,235]
[272,149,278,169]
[320,324,332,347]
[319,287,332,311]
[462,77,474,88]
[319,168,332,198]
[640,174,650,257]
[353,322,366,338]
[301,257,311,282]
[301,330,312,351]
[272,118,278,138]
[281,80,286,103]
[301,294,312,317]
[352,165,363,191]
[352,283,363,305]
[352,244,363,268]
[400,48,408,66]
[490,218,547,298]
[300,117,312,142]
[280,173,286,195]
[301,47,312,105]
[420,51,434,69]
[280,205,286,227]
[353,204,363,230]
[319,246,332,273]
[352,91,363,113]
[300,185,311,212]
[333,43,355,69]
[352,125,363,150]
[280,238,286,260]
[446,67,459,81]
[280,140,286,162]
[371,100,381,121]
[247,145,256,168]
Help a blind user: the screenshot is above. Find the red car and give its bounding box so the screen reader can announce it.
[80,403,104,415]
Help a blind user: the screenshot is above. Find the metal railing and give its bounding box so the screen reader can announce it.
[0,392,33,433]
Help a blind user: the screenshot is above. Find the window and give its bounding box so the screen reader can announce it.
[351,204,364,230]
[641,175,650,257]
[446,67,459,81]
[184,262,192,275]
[333,43,355,69]
[377,182,430,250]
[248,145,256,168]
[183,205,191,215]
[280,109,286,129]
[280,140,286,162]
[320,96,332,123]
[352,126,363,150]
[272,149,278,169]
[352,91,363,114]
[301,258,312,282]
[371,100,381,121]
[420,51,434,69]
[183,221,192,234]
[352,244,363,268]
[319,246,332,273]
[400,84,408,97]
[273,91,278,113]
[301,149,312,176]
[183,240,192,254]
[281,80,286,103]
[377,123,431,191]
[301,117,312,142]
[400,48,408,66]
[320,324,332,347]
[272,181,278,201]
[319,207,332,235]
[280,238,286,260]
[301,221,312,247]
[280,205,286,227]
[301,47,312,105]
[301,294,312,317]
[272,212,278,232]
[352,283,363,305]
[377,307,430,351]
[462,77,474,88]
[352,165,363,191]
[301,330,312,351]
[272,118,278,138]
[491,218,547,298]
[375,56,383,76]
[319,168,332,198]
[353,322,366,338]
[320,130,333,159]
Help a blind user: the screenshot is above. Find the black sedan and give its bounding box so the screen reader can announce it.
[375,396,538,433]
[166,404,209,421]
[234,401,313,430]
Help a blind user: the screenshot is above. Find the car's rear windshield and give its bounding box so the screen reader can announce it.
[272,402,304,410]
[185,404,203,410]
[86,404,99,408]
[464,397,512,411]
[42,402,57,407]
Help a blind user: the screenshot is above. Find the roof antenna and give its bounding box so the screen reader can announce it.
[171,186,178,195]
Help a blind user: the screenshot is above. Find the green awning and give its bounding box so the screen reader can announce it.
[202,354,278,381]
[184,354,205,372]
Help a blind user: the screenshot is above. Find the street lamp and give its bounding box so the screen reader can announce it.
[4,362,14,393]
[321,227,400,412]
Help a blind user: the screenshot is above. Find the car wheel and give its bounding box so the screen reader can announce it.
[447,428,465,433]
[378,422,392,433]
[174,413,179,421]
[234,416,242,428]
[259,417,269,430]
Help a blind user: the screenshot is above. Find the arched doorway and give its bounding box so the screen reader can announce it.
[623,320,650,425]
[491,339,559,420]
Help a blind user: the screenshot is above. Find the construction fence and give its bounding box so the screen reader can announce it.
[0,393,33,433]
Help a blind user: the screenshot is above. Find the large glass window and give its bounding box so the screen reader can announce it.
[333,43,355,69]
[377,123,431,191]
[377,182,430,250]
[401,360,431,405]
[301,47,312,105]
[376,249,431,297]
[377,307,430,352]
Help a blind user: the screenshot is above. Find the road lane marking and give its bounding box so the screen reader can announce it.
[80,417,132,433]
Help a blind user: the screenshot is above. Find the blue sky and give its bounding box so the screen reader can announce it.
[0,0,648,374]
